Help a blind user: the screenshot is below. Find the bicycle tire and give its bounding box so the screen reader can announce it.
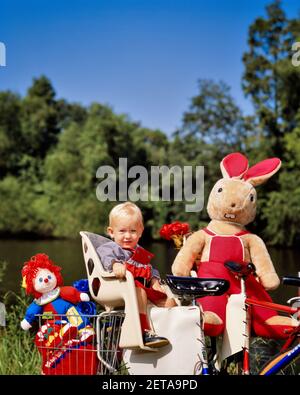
[259,345,300,375]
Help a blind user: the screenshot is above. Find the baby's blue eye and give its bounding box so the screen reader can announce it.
[39,278,43,283]
[48,275,52,280]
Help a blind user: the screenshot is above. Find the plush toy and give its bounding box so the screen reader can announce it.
[172,152,297,338]
[20,253,97,374]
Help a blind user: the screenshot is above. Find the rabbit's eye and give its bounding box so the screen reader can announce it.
[217,188,223,193]
[250,194,254,202]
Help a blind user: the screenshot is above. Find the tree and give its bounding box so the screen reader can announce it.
[20,76,61,158]
[169,79,255,227]
[43,102,171,237]
[0,76,173,239]
[264,111,300,246]
[178,79,253,154]
[0,92,22,177]
[242,0,300,156]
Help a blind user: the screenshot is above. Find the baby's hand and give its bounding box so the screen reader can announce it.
[112,262,126,279]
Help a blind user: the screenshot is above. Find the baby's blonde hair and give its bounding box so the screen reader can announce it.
[109,202,144,229]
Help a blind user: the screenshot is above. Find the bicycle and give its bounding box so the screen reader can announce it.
[81,231,232,375]
[165,274,229,375]
[97,275,230,375]
[222,261,300,375]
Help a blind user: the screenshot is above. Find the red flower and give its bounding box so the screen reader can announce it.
[169,221,190,236]
[159,222,190,248]
[159,224,173,240]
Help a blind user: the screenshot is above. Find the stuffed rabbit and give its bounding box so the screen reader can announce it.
[172,152,297,338]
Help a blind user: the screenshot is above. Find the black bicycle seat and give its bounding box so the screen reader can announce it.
[166,275,229,298]
[282,276,300,288]
[224,261,256,277]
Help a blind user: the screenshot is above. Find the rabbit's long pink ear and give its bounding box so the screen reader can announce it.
[243,158,281,186]
[220,152,249,178]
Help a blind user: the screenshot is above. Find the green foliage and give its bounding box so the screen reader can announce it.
[242,0,300,156]
[20,76,61,158]
[0,261,7,289]
[0,1,300,245]
[262,118,300,246]
[0,176,41,235]
[179,79,253,151]
[0,91,22,177]
[0,264,40,374]
[0,292,40,374]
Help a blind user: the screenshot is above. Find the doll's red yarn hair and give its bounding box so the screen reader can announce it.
[22,253,63,299]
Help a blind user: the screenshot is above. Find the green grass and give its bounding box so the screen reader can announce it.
[0,261,41,374]
[0,291,41,375]
[250,337,300,375]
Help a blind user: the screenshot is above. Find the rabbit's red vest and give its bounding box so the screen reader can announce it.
[203,227,250,263]
[197,228,283,337]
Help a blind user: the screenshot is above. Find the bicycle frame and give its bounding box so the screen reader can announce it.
[244,295,299,375]
[259,337,300,375]
[122,276,229,376]
[221,269,300,375]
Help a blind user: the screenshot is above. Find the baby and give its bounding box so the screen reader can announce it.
[97,202,176,348]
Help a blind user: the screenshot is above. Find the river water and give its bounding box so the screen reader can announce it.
[0,238,299,304]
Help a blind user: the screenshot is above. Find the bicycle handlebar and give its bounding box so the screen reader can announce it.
[224,261,256,277]
[282,276,300,288]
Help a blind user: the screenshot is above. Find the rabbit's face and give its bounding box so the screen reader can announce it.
[207,178,257,225]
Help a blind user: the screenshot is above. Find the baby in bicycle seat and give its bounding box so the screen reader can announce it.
[97,202,176,348]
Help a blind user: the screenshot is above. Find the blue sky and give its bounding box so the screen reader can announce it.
[0,0,299,135]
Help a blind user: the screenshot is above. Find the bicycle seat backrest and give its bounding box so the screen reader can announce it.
[166,275,229,298]
[80,231,159,351]
[282,276,300,288]
[224,261,256,278]
[84,232,111,251]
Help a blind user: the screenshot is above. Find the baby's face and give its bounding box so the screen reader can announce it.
[108,218,143,250]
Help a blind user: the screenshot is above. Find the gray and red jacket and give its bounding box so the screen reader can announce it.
[97,241,160,281]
